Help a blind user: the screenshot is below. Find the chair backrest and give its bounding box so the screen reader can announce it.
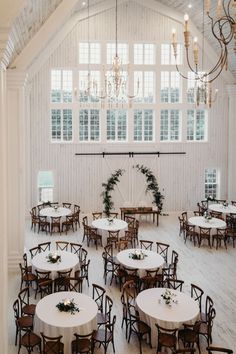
[62,202,71,208]
[206,347,233,354]
[205,295,214,321]
[156,242,169,262]
[38,242,51,252]
[104,295,113,323]
[199,226,211,236]
[166,278,184,291]
[155,323,178,347]
[79,248,88,265]
[82,216,88,225]
[57,269,72,278]
[67,277,83,292]
[109,212,118,218]
[29,246,40,258]
[181,211,188,221]
[23,253,30,269]
[70,242,82,256]
[56,241,69,251]
[125,216,136,227]
[74,204,80,213]
[18,287,30,311]
[140,240,153,250]
[174,349,196,354]
[50,216,61,224]
[116,240,128,251]
[92,212,103,220]
[41,332,63,354]
[191,283,204,312]
[104,244,114,258]
[72,332,94,353]
[13,298,20,321]
[92,283,106,312]
[35,270,51,280]
[105,315,116,342]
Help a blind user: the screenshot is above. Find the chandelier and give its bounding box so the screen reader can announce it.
[172,0,236,85]
[100,0,139,107]
[188,77,218,108]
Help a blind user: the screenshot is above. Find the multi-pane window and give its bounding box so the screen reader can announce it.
[187,109,207,141]
[78,71,100,102]
[161,44,182,65]
[79,42,101,64]
[107,43,128,64]
[134,71,155,103]
[107,110,127,141]
[134,44,155,65]
[38,171,54,203]
[160,109,181,141]
[79,109,100,141]
[205,168,218,199]
[161,72,181,103]
[134,109,153,141]
[51,70,72,103]
[106,70,128,103]
[51,109,72,142]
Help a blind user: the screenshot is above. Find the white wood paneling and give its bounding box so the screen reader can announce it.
[27,1,230,213]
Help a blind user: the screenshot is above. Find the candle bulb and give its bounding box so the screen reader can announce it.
[193,37,199,65]
[184,13,189,32]
[205,0,211,13]
[172,28,177,44]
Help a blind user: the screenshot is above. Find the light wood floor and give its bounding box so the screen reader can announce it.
[8,213,236,353]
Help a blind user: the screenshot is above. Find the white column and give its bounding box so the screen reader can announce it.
[6,71,27,270]
[0,31,9,354]
[226,84,236,200]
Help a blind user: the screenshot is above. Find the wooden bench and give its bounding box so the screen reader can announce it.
[120,207,159,226]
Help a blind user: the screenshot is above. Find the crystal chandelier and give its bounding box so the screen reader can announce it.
[172,0,236,85]
[100,0,139,107]
[188,77,218,108]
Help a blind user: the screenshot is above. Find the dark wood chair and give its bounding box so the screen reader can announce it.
[13,299,34,346]
[212,228,227,249]
[50,216,61,235]
[38,216,50,234]
[62,202,71,209]
[191,283,204,312]
[62,215,74,234]
[178,321,201,352]
[97,294,113,327]
[29,246,40,259]
[56,241,69,251]
[87,226,102,249]
[35,270,52,299]
[19,263,37,292]
[140,240,153,250]
[92,212,103,220]
[92,315,116,354]
[80,259,90,287]
[41,332,64,354]
[199,307,216,346]
[30,207,40,232]
[155,324,178,352]
[71,332,94,354]
[18,329,41,354]
[127,310,152,354]
[184,223,199,246]
[107,230,119,246]
[156,242,170,263]
[70,242,82,256]
[92,283,106,314]
[199,226,211,248]
[18,287,36,316]
[38,242,51,252]
[54,269,72,292]
[165,278,184,291]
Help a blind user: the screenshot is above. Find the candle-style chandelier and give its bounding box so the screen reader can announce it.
[172,0,236,85]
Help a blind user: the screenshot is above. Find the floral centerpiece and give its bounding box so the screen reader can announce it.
[107,217,114,225]
[54,205,58,211]
[161,289,177,305]
[46,252,61,264]
[129,249,147,260]
[56,298,79,315]
[222,202,228,208]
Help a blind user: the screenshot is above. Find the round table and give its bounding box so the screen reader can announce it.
[116,248,164,276]
[34,291,97,353]
[92,218,127,231]
[40,207,71,218]
[31,251,79,279]
[188,216,226,229]
[136,288,199,346]
[208,203,236,214]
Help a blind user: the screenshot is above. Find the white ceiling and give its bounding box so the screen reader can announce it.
[3,0,236,77]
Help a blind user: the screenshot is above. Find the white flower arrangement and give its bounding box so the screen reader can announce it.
[46,252,61,264]
[129,249,147,260]
[56,298,79,314]
[161,289,177,305]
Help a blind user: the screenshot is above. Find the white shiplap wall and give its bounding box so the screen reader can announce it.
[27,0,229,213]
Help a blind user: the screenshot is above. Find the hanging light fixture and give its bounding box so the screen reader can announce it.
[99,0,139,107]
[74,0,97,103]
[172,0,236,85]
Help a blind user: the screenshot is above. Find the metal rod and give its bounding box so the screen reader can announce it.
[75,151,186,157]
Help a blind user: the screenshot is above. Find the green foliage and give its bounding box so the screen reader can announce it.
[134,164,164,212]
[101,169,125,217]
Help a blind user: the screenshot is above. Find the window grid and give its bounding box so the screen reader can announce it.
[187,109,206,141]
[79,109,100,141]
[160,109,180,141]
[107,110,127,141]
[161,44,182,65]
[134,71,155,103]
[134,43,155,65]
[51,70,72,103]
[134,109,153,141]
[161,72,180,103]
[205,168,218,199]
[78,70,100,102]
[79,42,101,64]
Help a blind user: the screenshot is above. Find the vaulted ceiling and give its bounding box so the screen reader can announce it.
[2,0,236,79]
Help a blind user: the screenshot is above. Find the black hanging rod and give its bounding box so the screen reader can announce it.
[75,151,186,157]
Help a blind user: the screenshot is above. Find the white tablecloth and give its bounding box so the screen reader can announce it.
[188,216,226,229]
[35,292,97,353]
[136,288,199,346]
[208,203,236,214]
[40,207,71,218]
[31,251,79,279]
[92,218,127,231]
[116,248,164,276]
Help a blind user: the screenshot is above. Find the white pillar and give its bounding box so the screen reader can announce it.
[0,31,9,354]
[226,84,236,200]
[6,71,27,270]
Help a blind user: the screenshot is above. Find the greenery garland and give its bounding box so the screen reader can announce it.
[101,169,125,217]
[134,164,164,212]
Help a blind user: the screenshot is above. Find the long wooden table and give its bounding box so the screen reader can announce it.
[120,207,159,226]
